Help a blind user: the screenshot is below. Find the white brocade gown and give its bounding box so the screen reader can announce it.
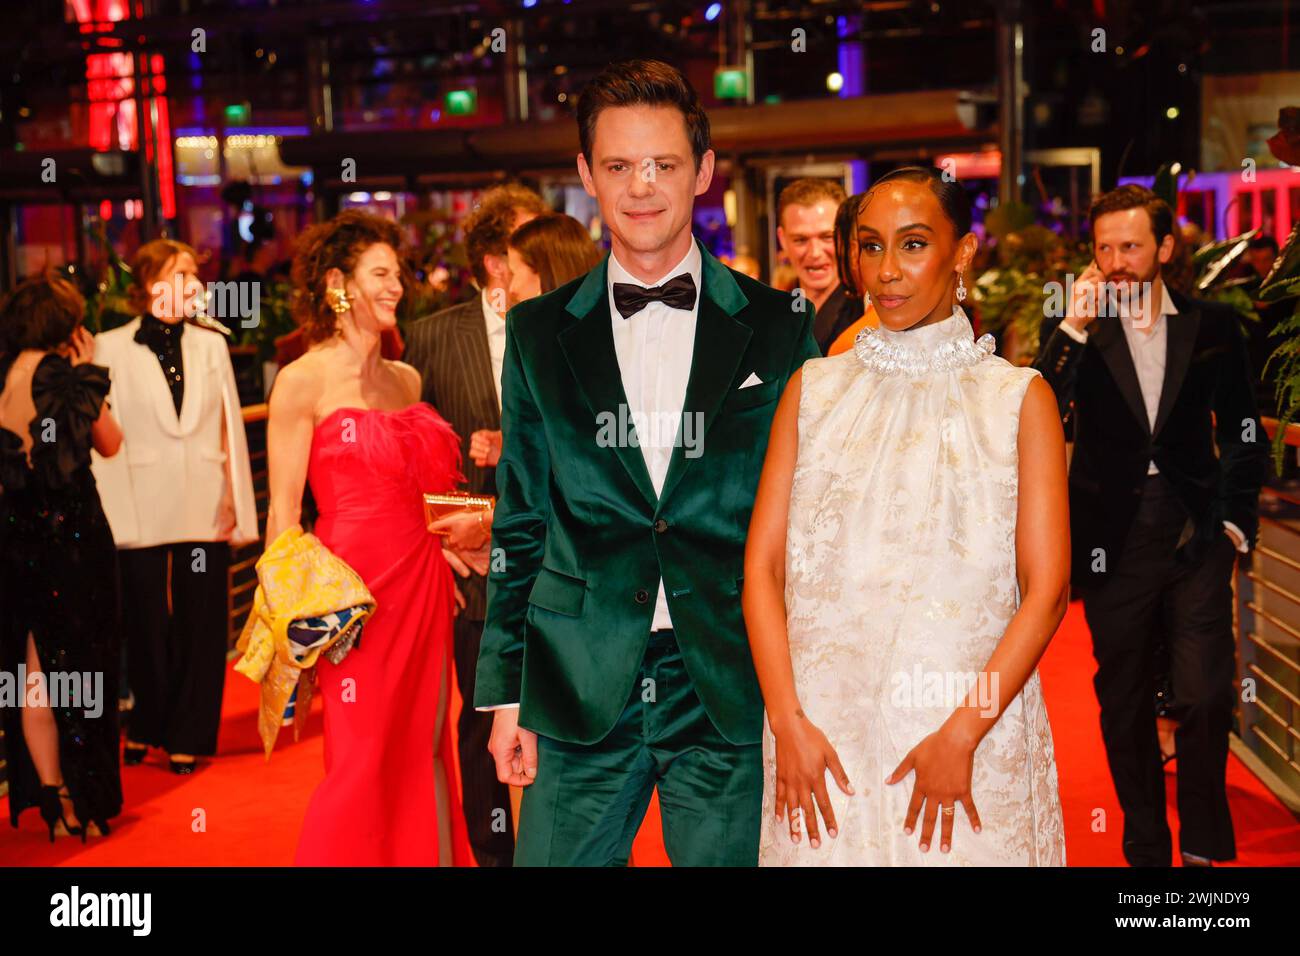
[759,307,1066,867]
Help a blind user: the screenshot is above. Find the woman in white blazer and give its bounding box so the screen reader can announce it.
[91,239,257,774]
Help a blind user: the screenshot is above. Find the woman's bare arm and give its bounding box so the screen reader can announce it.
[886,374,1071,853]
[393,360,423,406]
[90,402,122,457]
[743,366,803,733]
[744,367,853,849]
[941,374,1071,748]
[264,362,319,544]
[69,328,121,457]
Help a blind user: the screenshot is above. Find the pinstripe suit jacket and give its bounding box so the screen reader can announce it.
[404,294,500,621]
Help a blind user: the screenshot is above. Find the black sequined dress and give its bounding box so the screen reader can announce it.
[0,352,123,830]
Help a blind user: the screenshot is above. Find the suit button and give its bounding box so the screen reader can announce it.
[634,589,650,604]
[653,518,668,533]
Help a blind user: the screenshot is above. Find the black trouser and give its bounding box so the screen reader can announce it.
[1081,474,1238,865]
[119,541,230,756]
[453,614,515,867]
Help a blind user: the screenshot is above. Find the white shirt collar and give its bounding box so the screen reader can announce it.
[607,239,702,292]
[1119,280,1178,333]
[481,286,505,330]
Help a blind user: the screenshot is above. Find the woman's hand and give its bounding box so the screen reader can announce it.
[886,727,981,854]
[441,537,490,578]
[433,551,468,618]
[771,710,854,849]
[469,429,502,468]
[61,326,96,366]
[215,493,237,541]
[428,509,490,551]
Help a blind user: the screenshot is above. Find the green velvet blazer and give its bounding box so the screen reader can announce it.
[475,238,819,745]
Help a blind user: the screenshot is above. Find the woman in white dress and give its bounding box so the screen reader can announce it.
[744,167,1070,866]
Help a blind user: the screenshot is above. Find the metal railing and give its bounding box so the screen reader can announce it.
[1234,418,1300,811]
[227,404,268,650]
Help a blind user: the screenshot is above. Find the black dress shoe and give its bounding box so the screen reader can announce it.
[169,758,196,775]
[123,744,147,766]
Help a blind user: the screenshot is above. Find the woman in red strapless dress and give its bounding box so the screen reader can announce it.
[266,210,474,865]
[293,402,471,865]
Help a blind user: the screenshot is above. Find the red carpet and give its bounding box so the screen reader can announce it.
[3,600,1297,866]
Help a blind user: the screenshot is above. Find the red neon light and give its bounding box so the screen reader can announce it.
[151,53,175,219]
[74,0,175,220]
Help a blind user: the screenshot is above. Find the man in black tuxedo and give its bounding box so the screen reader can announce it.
[404,182,547,866]
[1034,184,1269,867]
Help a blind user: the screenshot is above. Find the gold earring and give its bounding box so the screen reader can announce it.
[326,287,351,314]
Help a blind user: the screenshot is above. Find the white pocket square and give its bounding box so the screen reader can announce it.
[739,372,763,389]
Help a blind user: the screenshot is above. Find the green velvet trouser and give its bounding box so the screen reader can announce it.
[514,629,762,867]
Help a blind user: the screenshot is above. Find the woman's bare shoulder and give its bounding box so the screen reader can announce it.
[269,353,325,416]
[385,358,422,403]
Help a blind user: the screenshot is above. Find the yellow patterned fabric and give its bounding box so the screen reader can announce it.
[235,525,376,759]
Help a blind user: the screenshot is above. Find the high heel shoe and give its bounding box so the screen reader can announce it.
[38,785,85,843]
[169,756,196,775]
[123,742,148,766]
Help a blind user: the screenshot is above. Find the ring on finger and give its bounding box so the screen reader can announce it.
[940,804,955,816]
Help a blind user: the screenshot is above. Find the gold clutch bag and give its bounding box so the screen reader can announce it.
[424,491,495,533]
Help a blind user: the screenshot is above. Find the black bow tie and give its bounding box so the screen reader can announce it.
[612,273,697,320]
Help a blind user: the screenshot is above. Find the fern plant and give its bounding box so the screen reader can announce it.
[1260,222,1300,469]
[971,202,1090,365]
[81,221,135,334]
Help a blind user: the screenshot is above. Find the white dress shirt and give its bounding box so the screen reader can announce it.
[476,243,704,712]
[1058,282,1247,552]
[1119,284,1174,476]
[609,240,702,631]
[483,287,507,411]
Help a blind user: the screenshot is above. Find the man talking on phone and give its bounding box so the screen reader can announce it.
[1034,184,1268,867]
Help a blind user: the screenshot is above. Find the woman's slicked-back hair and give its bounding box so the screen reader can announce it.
[864,166,973,239]
[577,59,711,170]
[834,192,865,297]
[290,209,404,344]
[508,213,604,294]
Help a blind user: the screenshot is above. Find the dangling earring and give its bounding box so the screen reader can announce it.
[863,290,871,309]
[955,272,967,303]
[326,287,351,315]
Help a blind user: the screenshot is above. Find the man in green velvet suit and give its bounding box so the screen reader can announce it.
[475,59,818,866]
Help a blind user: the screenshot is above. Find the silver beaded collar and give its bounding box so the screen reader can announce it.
[853,306,995,377]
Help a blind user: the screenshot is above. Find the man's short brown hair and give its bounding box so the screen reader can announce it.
[777,178,848,227]
[577,59,711,171]
[1089,184,1174,245]
[462,183,548,288]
